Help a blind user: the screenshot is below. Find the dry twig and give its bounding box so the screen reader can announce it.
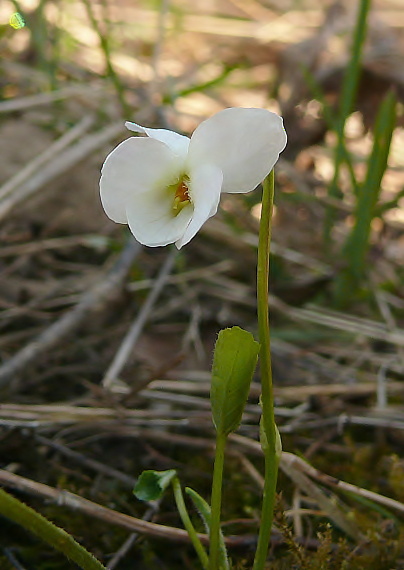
[0,240,141,388]
[0,116,94,202]
[102,249,177,390]
[231,435,404,516]
[0,469,249,548]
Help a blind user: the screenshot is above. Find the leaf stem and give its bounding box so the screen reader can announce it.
[172,478,209,570]
[209,432,227,569]
[0,488,106,570]
[253,170,279,570]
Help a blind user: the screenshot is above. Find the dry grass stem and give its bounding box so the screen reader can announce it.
[0,241,141,388]
[102,250,176,390]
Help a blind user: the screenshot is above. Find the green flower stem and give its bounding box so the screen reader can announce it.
[253,170,279,570]
[0,488,106,570]
[172,477,209,570]
[209,432,227,570]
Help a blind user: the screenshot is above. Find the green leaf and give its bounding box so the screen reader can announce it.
[211,326,260,436]
[185,488,230,570]
[259,414,269,453]
[344,90,396,277]
[185,487,212,532]
[260,417,282,460]
[133,469,177,501]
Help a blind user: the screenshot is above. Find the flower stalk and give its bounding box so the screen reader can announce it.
[209,432,227,570]
[253,170,279,570]
[172,477,209,570]
[99,107,287,569]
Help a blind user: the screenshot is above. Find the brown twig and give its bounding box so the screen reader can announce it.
[35,435,137,488]
[231,435,404,516]
[0,469,249,548]
[0,240,141,389]
[102,249,177,390]
[281,459,362,540]
[106,501,160,569]
[0,116,94,202]
[0,85,104,113]
[0,234,106,258]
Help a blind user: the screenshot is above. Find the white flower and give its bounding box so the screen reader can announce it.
[100,107,287,249]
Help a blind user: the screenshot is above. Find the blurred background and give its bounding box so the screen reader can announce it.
[0,0,404,568]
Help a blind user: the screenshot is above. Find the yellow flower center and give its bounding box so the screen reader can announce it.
[171,176,191,214]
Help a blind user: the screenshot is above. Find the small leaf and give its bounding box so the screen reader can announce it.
[275,424,282,459]
[133,469,177,501]
[259,415,268,453]
[260,416,282,460]
[211,327,259,436]
[185,488,230,570]
[185,487,212,532]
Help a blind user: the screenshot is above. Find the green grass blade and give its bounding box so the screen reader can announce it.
[0,489,105,570]
[344,90,396,275]
[325,0,371,241]
[338,0,372,123]
[81,0,130,116]
[376,187,404,215]
[302,66,359,195]
[335,90,397,304]
[163,64,238,104]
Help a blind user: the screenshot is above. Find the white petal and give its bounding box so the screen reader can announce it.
[125,121,190,158]
[175,163,223,249]
[187,108,287,194]
[100,137,180,224]
[126,185,193,247]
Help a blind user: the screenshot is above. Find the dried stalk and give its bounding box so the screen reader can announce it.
[0,469,247,547]
[0,116,94,202]
[0,241,141,388]
[102,249,177,389]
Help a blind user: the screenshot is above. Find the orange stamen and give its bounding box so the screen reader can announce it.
[172,178,191,213]
[176,180,190,203]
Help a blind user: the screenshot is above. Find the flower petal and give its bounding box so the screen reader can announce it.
[175,163,223,249]
[125,185,193,247]
[187,107,287,193]
[100,137,180,224]
[125,121,190,158]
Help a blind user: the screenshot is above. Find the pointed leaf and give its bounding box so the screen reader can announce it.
[260,416,282,460]
[185,487,212,532]
[185,488,230,570]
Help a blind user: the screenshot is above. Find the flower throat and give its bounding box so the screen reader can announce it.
[172,176,191,214]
